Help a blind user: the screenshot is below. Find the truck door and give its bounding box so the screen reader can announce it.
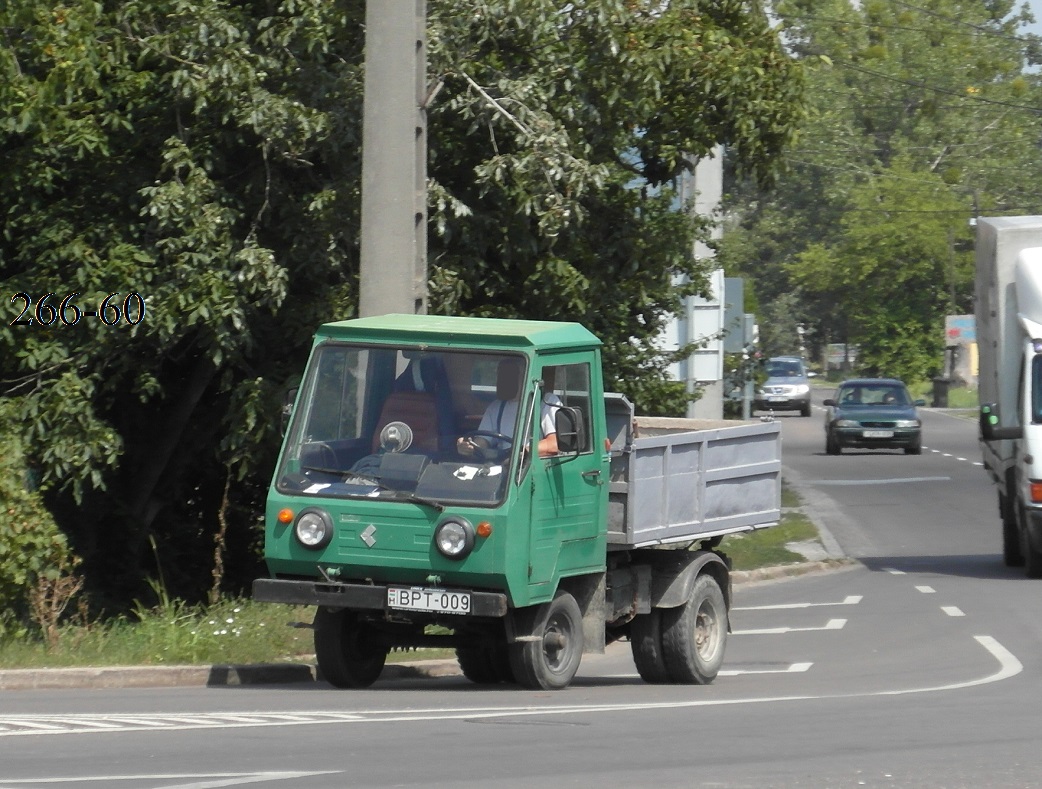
[525,358,608,592]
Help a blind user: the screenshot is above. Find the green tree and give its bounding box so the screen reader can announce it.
[1,0,803,609]
[717,0,1042,380]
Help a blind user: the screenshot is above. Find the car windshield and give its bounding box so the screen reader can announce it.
[837,385,909,406]
[766,361,804,377]
[275,343,533,506]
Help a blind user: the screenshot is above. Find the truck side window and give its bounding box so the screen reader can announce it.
[543,362,592,454]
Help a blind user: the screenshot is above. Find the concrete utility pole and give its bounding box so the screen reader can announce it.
[358,1,428,317]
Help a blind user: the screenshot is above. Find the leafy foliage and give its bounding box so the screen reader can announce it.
[0,403,81,638]
[717,0,1042,382]
[1,0,803,609]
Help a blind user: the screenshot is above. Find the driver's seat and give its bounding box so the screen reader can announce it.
[372,391,440,453]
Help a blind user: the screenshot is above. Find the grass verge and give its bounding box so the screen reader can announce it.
[0,486,829,670]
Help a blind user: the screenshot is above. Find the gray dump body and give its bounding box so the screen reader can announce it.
[605,394,782,549]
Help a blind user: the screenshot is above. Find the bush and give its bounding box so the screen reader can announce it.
[0,403,83,642]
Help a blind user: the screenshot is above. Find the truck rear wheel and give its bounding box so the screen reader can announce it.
[508,591,583,690]
[661,573,727,684]
[314,608,387,689]
[630,609,670,684]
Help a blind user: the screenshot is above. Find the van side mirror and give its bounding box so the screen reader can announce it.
[281,387,298,436]
[554,407,585,454]
[980,402,1022,441]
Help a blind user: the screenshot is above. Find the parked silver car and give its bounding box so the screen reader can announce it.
[754,356,815,417]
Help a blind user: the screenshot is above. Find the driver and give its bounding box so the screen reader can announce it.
[457,359,559,459]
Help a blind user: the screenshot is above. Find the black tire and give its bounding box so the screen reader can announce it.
[660,573,728,684]
[904,440,922,455]
[1020,503,1042,579]
[456,645,514,685]
[508,591,584,690]
[826,430,841,455]
[630,609,670,684]
[313,608,387,688]
[800,403,811,417]
[1001,492,1024,567]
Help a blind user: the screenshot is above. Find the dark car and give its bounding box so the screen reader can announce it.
[755,356,815,417]
[823,378,925,455]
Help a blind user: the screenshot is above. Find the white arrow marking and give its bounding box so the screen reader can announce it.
[735,595,861,611]
[733,618,847,635]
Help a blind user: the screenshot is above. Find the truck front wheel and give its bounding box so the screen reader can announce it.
[508,591,584,690]
[456,645,514,684]
[314,608,388,689]
[661,573,728,684]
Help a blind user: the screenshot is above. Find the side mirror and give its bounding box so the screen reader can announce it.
[281,387,298,436]
[554,407,585,454]
[822,398,837,407]
[980,402,1023,442]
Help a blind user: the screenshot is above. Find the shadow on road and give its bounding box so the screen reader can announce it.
[859,553,1026,580]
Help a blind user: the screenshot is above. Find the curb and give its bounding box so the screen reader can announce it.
[0,561,855,692]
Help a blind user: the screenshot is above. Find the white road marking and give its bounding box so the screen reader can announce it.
[916,585,936,594]
[942,606,965,617]
[0,773,338,786]
[0,640,1022,739]
[733,618,846,635]
[735,595,862,611]
[720,662,813,676]
[811,477,951,486]
[884,568,906,575]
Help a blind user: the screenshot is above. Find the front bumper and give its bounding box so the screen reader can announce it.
[253,578,509,618]
[833,427,920,449]
[755,396,809,411]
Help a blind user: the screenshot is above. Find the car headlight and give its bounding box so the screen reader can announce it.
[894,419,920,428]
[434,518,475,560]
[294,508,334,550]
[834,419,860,427]
[794,385,810,394]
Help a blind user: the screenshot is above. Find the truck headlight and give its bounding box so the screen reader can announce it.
[434,518,475,560]
[294,508,334,550]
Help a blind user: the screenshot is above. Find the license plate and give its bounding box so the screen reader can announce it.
[387,587,471,615]
[863,430,894,438]
[767,395,787,402]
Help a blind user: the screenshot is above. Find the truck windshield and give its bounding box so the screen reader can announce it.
[1033,355,1042,424]
[275,343,531,506]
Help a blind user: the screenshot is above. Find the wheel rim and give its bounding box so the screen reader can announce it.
[694,599,723,662]
[542,614,574,673]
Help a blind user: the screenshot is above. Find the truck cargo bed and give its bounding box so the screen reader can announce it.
[605,397,782,548]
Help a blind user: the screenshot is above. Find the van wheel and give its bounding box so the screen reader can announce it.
[1002,495,1024,567]
[1020,504,1042,579]
[314,608,387,688]
[630,609,670,684]
[660,574,728,684]
[508,592,584,690]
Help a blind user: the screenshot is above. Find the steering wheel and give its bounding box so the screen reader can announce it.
[460,430,514,462]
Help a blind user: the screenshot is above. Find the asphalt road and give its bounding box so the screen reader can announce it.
[2,396,1041,788]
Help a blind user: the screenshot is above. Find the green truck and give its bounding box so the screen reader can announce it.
[253,314,781,690]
